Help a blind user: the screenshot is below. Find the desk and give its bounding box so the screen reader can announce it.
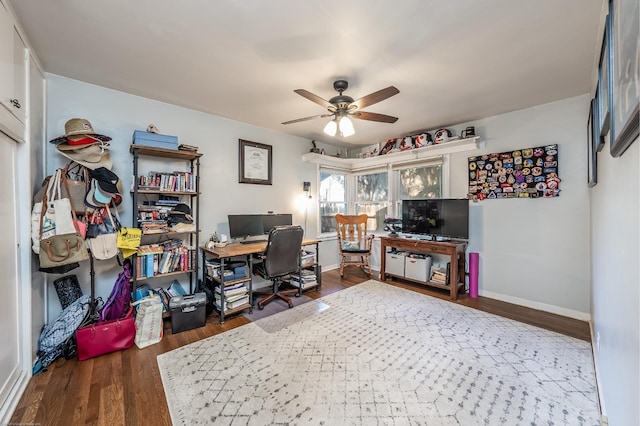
[201,238,320,323]
[380,236,467,300]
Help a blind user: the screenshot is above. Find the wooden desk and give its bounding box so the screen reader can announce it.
[380,236,467,300]
[201,238,320,323]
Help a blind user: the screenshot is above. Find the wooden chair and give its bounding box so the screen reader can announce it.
[335,214,374,277]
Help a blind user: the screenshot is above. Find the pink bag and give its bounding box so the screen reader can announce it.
[76,308,135,360]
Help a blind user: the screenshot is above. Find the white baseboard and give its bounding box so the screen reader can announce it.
[481,290,591,321]
[0,369,29,424]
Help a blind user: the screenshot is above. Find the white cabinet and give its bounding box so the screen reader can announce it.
[0,1,26,141]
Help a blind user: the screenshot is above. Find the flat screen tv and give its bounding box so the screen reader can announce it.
[401,199,469,240]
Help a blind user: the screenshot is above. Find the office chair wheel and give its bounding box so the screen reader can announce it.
[258,304,264,310]
[288,302,294,308]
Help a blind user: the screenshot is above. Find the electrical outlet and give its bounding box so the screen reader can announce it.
[596,331,601,352]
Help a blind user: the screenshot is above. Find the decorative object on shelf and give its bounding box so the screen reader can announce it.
[434,128,453,143]
[239,139,272,185]
[608,0,639,157]
[281,79,399,138]
[461,126,476,139]
[468,144,560,200]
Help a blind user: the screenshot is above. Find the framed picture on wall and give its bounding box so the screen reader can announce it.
[588,99,597,187]
[596,13,610,150]
[239,139,272,185]
[609,0,640,157]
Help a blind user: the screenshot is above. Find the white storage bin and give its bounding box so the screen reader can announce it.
[404,254,432,282]
[385,251,406,277]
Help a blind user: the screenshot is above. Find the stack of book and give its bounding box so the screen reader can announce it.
[289,269,317,290]
[214,282,249,311]
[430,263,450,285]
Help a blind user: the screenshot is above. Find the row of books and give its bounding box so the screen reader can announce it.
[135,247,195,278]
[136,171,196,192]
[289,269,317,289]
[214,282,250,311]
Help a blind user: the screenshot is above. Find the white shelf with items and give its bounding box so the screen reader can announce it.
[302,136,482,170]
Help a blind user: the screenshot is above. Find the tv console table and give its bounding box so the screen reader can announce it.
[380,236,467,300]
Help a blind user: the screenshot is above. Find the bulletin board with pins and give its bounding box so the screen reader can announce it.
[467,144,560,200]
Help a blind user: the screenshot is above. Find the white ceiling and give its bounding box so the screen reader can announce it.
[9,0,604,148]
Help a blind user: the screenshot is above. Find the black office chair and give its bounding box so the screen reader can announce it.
[252,225,304,310]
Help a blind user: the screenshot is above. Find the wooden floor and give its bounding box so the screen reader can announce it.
[11,269,591,425]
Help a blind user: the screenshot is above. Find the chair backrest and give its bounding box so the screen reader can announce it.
[335,214,370,250]
[264,225,304,279]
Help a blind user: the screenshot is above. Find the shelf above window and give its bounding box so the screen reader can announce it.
[302,136,482,170]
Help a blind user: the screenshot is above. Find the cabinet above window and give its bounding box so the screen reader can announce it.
[302,136,482,170]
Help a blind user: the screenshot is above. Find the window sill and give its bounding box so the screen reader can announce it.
[302,137,482,170]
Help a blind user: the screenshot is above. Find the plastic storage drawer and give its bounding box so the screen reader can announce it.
[169,293,206,333]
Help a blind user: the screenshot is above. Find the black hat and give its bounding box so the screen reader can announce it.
[168,203,193,224]
[90,167,120,194]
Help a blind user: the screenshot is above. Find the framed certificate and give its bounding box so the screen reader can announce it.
[239,139,272,185]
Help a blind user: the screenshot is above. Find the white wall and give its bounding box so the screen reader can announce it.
[590,134,639,425]
[45,74,325,320]
[449,95,591,319]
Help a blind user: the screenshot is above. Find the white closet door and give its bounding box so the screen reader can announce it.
[0,131,20,407]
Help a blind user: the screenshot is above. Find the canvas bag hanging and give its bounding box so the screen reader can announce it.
[87,205,118,260]
[131,294,164,348]
[63,162,89,213]
[31,170,78,254]
[38,171,89,268]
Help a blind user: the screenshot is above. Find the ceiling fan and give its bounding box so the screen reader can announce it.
[282,80,399,137]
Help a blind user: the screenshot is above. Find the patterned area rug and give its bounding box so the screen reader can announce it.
[242,293,314,329]
[158,280,599,425]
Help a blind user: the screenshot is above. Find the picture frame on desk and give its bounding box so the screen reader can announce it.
[239,139,272,185]
[608,0,639,157]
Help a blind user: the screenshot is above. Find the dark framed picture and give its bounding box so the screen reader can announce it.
[596,14,610,150]
[239,139,272,185]
[609,0,640,157]
[588,99,597,187]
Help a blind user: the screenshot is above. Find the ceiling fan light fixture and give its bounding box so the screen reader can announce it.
[323,119,338,136]
[338,116,355,137]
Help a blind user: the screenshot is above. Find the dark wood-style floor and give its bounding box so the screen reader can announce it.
[11,269,591,425]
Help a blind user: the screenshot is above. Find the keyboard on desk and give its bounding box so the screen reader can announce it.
[240,239,267,244]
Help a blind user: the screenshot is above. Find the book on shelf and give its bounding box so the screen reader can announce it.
[178,143,199,152]
[215,294,250,311]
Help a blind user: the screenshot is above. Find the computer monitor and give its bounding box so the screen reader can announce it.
[262,213,292,234]
[228,214,265,240]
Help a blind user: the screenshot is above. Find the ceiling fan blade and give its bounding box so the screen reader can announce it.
[352,111,398,123]
[294,89,333,109]
[282,113,333,125]
[351,86,399,110]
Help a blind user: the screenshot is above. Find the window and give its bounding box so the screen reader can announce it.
[319,169,346,233]
[394,163,442,216]
[356,171,388,232]
[318,160,443,235]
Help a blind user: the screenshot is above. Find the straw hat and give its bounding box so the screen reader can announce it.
[56,143,113,170]
[50,118,112,145]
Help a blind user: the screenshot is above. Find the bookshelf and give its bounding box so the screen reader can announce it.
[130,145,202,298]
